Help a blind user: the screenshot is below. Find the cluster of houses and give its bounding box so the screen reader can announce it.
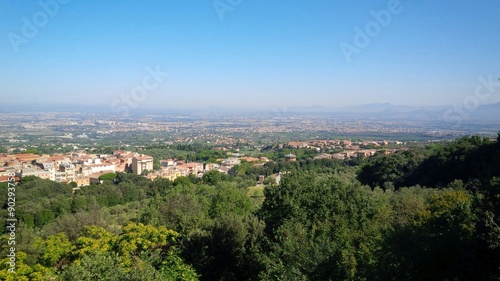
[285,139,404,151]
[0,150,274,187]
[282,140,405,161]
[144,157,242,181]
[0,151,146,186]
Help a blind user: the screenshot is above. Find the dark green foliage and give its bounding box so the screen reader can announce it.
[70,195,88,213]
[263,147,319,162]
[259,171,390,280]
[405,136,500,187]
[115,172,152,187]
[183,214,266,281]
[148,177,173,196]
[202,170,222,186]
[34,208,55,227]
[378,187,481,281]
[207,215,265,280]
[119,182,144,202]
[0,178,73,228]
[358,150,426,189]
[173,176,192,187]
[138,184,213,234]
[196,150,227,162]
[20,175,41,183]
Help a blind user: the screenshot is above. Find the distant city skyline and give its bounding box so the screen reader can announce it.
[1,1,499,109]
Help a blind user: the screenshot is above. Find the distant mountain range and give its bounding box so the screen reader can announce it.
[286,102,500,120]
[289,103,445,113]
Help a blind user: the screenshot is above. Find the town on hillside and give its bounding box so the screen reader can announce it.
[0,138,408,187]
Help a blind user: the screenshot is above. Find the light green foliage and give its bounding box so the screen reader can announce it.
[34,232,73,267]
[210,182,253,218]
[99,172,117,182]
[73,226,116,259]
[25,222,198,280]
[0,252,56,281]
[116,222,179,266]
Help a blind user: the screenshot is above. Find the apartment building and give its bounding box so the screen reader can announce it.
[132,155,154,175]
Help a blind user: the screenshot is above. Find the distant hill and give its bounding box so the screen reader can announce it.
[470,102,500,120]
[332,103,419,113]
[286,103,449,114]
[282,102,500,122]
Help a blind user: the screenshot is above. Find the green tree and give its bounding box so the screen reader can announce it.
[99,173,117,182]
[59,251,129,281]
[173,176,192,187]
[406,135,497,187]
[73,226,116,259]
[263,177,276,185]
[35,223,199,280]
[182,214,265,281]
[70,195,88,213]
[210,182,252,218]
[358,150,425,189]
[34,233,73,268]
[259,171,391,280]
[20,175,39,183]
[202,170,222,186]
[208,215,265,280]
[0,252,55,281]
[34,208,55,227]
[379,187,480,281]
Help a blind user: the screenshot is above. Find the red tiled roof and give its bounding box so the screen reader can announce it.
[0,176,20,182]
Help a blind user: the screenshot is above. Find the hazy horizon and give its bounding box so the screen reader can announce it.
[1,1,500,110]
[2,100,499,112]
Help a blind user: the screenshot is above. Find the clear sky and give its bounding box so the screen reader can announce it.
[1,0,499,110]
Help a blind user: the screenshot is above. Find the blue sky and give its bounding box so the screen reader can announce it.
[1,0,499,110]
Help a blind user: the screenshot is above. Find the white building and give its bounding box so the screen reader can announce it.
[81,163,116,176]
[221,157,241,167]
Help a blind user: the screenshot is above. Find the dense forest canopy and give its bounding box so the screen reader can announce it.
[1,134,499,280]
